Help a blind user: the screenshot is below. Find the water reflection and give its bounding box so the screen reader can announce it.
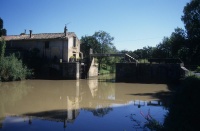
[0,77,170,130]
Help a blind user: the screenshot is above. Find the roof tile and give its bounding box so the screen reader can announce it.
[3,32,75,41]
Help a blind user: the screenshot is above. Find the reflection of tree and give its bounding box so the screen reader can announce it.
[87,107,113,117]
[97,82,115,100]
[0,81,32,128]
[0,81,32,117]
[128,109,163,130]
[85,78,115,117]
[87,79,115,100]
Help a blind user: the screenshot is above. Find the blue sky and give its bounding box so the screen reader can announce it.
[0,0,190,51]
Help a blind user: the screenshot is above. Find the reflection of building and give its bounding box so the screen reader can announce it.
[88,79,98,97]
[134,100,145,108]
[0,79,169,129]
[133,100,163,108]
[67,96,80,122]
[147,101,161,106]
[0,80,82,129]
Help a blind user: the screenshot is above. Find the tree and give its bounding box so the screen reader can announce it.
[153,37,172,58]
[182,0,200,64]
[80,35,101,58]
[93,31,114,54]
[0,18,32,81]
[170,28,187,57]
[92,31,115,72]
[81,31,118,73]
[0,18,7,36]
[0,39,6,61]
[182,0,200,39]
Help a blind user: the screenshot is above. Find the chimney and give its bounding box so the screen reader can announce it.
[29,30,32,38]
[64,25,67,36]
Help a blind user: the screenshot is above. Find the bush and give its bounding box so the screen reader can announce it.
[0,54,32,81]
[163,75,200,130]
[195,66,200,73]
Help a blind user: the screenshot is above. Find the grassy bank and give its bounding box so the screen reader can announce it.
[99,65,115,75]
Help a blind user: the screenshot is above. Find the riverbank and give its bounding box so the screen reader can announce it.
[162,75,200,130]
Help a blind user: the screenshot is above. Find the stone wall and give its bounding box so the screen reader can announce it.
[61,63,79,79]
[88,58,98,77]
[116,63,187,83]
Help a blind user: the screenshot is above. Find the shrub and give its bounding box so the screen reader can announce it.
[195,66,200,73]
[0,54,33,81]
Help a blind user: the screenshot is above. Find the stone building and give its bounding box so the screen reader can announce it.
[3,26,82,62]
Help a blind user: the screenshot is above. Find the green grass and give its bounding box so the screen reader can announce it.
[138,59,149,63]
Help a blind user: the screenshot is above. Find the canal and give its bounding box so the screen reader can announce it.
[0,74,171,131]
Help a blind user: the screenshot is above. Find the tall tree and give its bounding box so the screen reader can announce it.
[170,28,187,58]
[93,31,115,71]
[81,31,117,73]
[155,37,172,58]
[80,35,101,58]
[182,0,200,39]
[93,31,114,54]
[0,39,6,60]
[0,18,7,36]
[182,0,200,64]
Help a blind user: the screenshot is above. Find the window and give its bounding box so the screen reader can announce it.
[73,37,76,47]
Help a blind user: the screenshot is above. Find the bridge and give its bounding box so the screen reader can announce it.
[90,53,139,63]
[89,48,139,63]
[79,48,188,83]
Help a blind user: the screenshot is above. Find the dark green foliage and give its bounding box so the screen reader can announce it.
[80,35,100,58]
[181,0,200,65]
[93,30,114,54]
[80,31,119,74]
[0,54,32,81]
[0,18,7,36]
[195,66,200,72]
[0,18,32,81]
[0,39,6,60]
[144,118,163,131]
[163,76,200,130]
[182,0,200,39]
[0,39,32,82]
[0,18,2,29]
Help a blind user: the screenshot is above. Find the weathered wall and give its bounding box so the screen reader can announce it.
[7,39,68,61]
[68,35,80,61]
[116,63,187,83]
[61,63,80,79]
[88,58,98,77]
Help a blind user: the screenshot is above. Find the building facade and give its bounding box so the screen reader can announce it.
[3,26,81,63]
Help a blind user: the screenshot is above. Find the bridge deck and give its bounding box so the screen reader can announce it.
[90,53,138,63]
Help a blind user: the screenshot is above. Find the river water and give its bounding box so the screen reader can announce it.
[0,75,170,131]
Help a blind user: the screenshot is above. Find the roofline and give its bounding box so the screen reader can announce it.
[5,37,68,41]
[3,32,72,41]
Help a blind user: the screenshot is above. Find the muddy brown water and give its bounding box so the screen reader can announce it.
[0,75,170,131]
